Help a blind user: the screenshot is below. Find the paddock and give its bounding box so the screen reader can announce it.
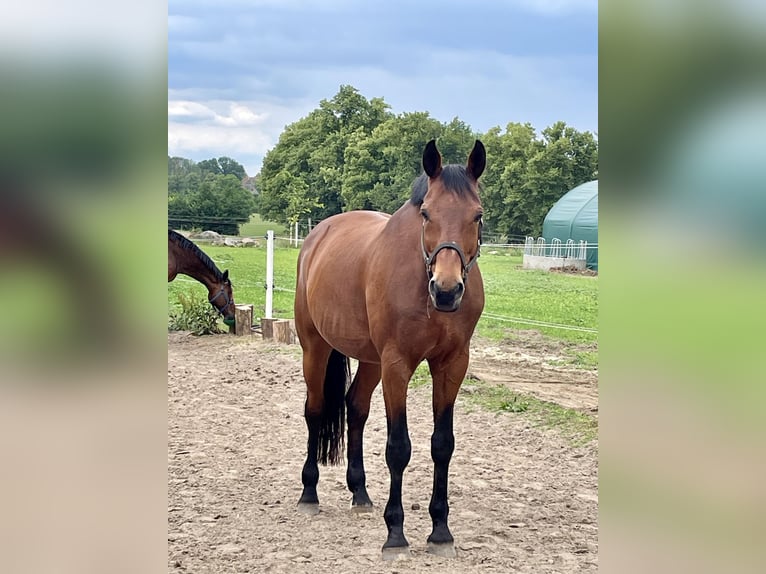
[167,330,597,573]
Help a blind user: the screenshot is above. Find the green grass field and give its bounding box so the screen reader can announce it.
[168,242,598,347]
[478,250,598,344]
[238,214,289,238]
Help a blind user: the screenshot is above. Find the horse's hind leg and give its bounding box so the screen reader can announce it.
[346,361,381,511]
[297,339,333,515]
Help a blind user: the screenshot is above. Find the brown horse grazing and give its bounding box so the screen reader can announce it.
[294,139,486,560]
[168,230,235,326]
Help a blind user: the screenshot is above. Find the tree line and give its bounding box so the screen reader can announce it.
[168,156,256,235]
[169,85,598,239]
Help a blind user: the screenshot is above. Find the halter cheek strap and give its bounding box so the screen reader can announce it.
[420,220,482,282]
[209,287,231,315]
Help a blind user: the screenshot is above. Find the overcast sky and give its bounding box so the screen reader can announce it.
[168,0,597,177]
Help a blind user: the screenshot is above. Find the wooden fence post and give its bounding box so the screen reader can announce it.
[234,304,253,336]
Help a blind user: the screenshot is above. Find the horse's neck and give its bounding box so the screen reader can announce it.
[175,247,219,290]
[384,203,420,243]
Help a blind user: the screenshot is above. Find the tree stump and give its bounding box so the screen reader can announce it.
[261,318,295,344]
[273,319,295,344]
[261,318,278,340]
[234,304,253,336]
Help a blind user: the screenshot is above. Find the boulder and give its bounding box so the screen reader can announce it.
[194,230,221,240]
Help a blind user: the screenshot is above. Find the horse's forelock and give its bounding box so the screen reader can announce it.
[409,165,477,206]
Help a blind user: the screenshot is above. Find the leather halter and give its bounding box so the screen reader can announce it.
[420,219,482,282]
[208,286,232,316]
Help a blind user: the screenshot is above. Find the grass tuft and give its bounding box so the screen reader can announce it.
[460,378,597,446]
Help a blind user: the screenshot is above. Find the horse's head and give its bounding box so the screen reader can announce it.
[209,269,236,326]
[419,139,485,312]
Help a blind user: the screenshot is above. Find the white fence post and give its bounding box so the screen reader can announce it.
[551,238,561,258]
[566,239,575,259]
[265,230,274,319]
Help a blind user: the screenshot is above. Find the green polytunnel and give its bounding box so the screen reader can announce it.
[542,180,598,270]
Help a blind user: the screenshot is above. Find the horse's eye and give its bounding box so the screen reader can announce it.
[421,210,430,222]
[474,214,483,223]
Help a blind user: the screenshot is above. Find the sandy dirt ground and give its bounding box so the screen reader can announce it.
[168,331,598,573]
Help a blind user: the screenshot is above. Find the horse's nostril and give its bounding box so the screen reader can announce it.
[428,280,465,312]
[429,280,464,299]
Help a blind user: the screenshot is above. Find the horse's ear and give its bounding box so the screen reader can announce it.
[423,139,442,178]
[467,140,486,180]
[222,269,229,282]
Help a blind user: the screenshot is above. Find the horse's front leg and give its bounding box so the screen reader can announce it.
[426,348,470,558]
[380,355,415,560]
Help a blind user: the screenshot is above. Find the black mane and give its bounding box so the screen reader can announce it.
[168,229,226,280]
[409,165,478,206]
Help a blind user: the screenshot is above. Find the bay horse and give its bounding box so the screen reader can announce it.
[167,230,235,326]
[294,139,486,559]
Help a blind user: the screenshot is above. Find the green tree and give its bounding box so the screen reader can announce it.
[318,85,390,136]
[485,122,538,241]
[168,159,256,234]
[516,122,598,236]
[253,87,598,236]
[478,122,597,240]
[437,117,477,165]
[168,156,198,177]
[198,156,247,180]
[475,126,510,241]
[341,112,445,213]
[257,85,391,225]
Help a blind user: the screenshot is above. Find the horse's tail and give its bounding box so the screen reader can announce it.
[318,349,350,466]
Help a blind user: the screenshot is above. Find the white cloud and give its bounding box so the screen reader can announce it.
[292,49,597,135]
[167,1,597,174]
[168,100,267,127]
[219,104,266,126]
[168,98,315,174]
[168,42,597,176]
[168,100,216,119]
[168,121,272,176]
[168,121,271,154]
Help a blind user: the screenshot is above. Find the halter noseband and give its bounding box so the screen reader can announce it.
[209,286,232,316]
[420,219,482,282]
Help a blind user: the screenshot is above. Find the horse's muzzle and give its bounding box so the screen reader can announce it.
[429,279,465,312]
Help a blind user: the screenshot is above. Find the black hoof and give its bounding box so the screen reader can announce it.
[350,490,373,512]
[350,500,374,513]
[381,545,410,561]
[427,541,456,558]
[296,502,320,515]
